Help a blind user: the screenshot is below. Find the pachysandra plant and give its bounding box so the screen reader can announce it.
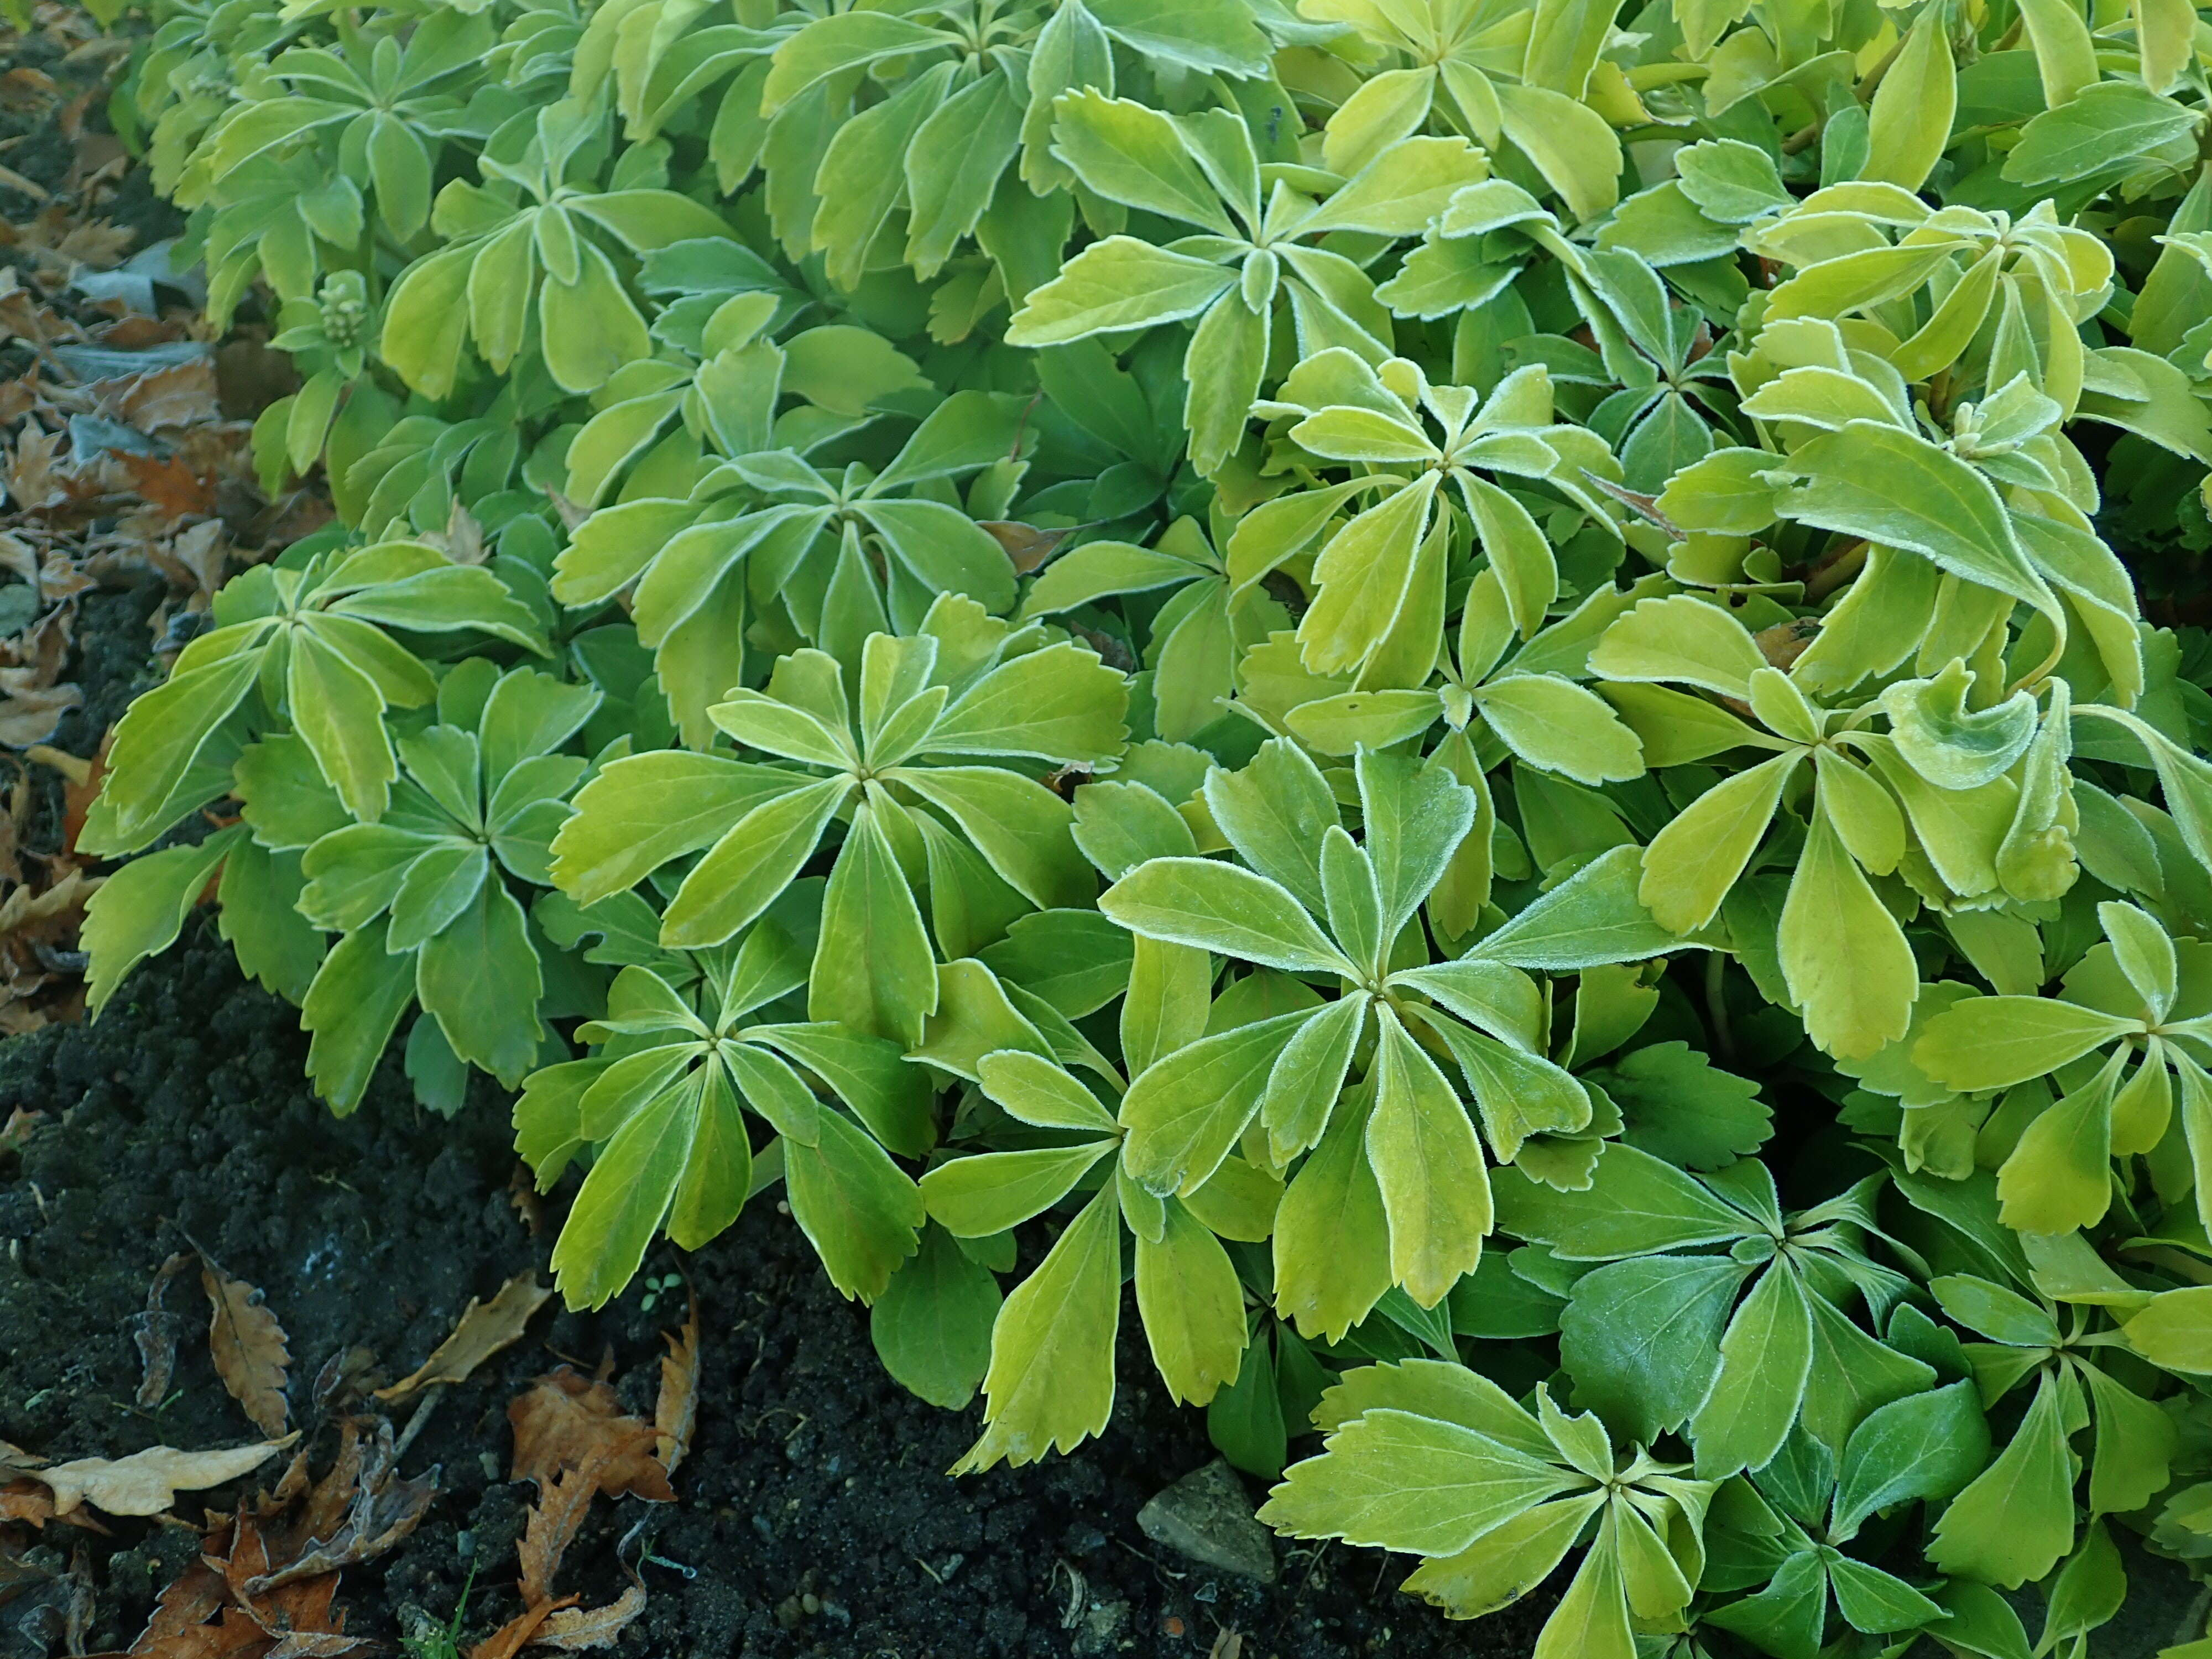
[80,0,2212,1641]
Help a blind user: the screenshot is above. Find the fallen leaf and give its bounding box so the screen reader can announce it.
[248,1460,436,1593]
[978,519,1076,575]
[0,679,79,745]
[25,734,106,854]
[0,1106,39,1155]
[466,1594,577,1659]
[34,1436,296,1517]
[119,452,219,520]
[506,1166,545,1236]
[1,1479,55,1526]
[375,1274,552,1402]
[515,1460,604,1609]
[653,1307,698,1479]
[203,1260,291,1437]
[0,163,48,202]
[530,1585,646,1651]
[508,1371,674,1504]
[109,359,220,431]
[132,1252,191,1408]
[262,1636,375,1658]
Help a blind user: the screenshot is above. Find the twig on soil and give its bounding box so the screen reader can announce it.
[390,1384,447,1467]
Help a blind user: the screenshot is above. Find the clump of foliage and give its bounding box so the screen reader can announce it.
[79,0,2212,1644]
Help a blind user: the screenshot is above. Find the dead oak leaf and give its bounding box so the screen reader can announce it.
[202,1261,291,1438]
[374,1273,551,1404]
[515,1457,611,1609]
[33,1436,296,1517]
[119,453,220,521]
[530,1584,646,1651]
[466,1594,577,1659]
[508,1371,674,1504]
[654,1307,698,1480]
[0,677,76,746]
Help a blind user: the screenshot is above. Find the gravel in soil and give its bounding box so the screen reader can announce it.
[0,936,1553,1658]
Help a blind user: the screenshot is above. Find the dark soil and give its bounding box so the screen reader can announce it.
[0,935,1550,1659]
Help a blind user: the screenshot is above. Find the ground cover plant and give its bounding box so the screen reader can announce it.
[54,0,2212,1646]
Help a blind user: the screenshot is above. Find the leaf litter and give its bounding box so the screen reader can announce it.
[0,4,331,1036]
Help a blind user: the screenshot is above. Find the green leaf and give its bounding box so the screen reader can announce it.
[1494,1142,1756,1258]
[1778,808,1917,1061]
[1135,1198,1248,1404]
[659,775,851,948]
[2003,82,2200,186]
[872,1222,1002,1410]
[1862,3,1955,191]
[1913,994,2136,1091]
[1928,1371,2077,1589]
[1780,424,2058,622]
[1368,1007,1492,1308]
[1638,751,1798,934]
[783,1107,925,1301]
[1202,738,1339,914]
[920,1140,1117,1235]
[1123,935,1213,1076]
[289,629,397,824]
[1047,89,1237,235]
[1260,1407,1583,1556]
[1005,237,1237,347]
[925,641,1130,762]
[809,796,938,1046]
[1476,675,1644,786]
[1465,845,1686,969]
[1101,857,1352,975]
[1086,0,1272,74]
[954,1185,1121,1470]
[1120,1008,1316,1194]
[896,766,1094,911]
[1274,1092,1396,1342]
[298,917,416,1114]
[1597,1041,1771,1169]
[1830,1380,1991,1540]
[1691,1261,1814,1478]
[84,828,243,1013]
[416,881,541,1087]
[1557,1254,1747,1444]
[2121,1285,2212,1373]
[552,1073,696,1310]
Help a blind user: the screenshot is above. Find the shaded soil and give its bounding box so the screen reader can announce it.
[0,935,1552,1659]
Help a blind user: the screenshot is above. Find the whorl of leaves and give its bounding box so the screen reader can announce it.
[79,0,2212,1646]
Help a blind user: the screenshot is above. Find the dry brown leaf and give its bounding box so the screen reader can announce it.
[133,1252,191,1409]
[514,1459,603,1609]
[108,359,219,431]
[119,452,220,521]
[202,1261,291,1438]
[977,519,1076,575]
[0,163,48,202]
[466,1594,577,1659]
[653,1308,698,1479]
[374,1274,552,1403]
[508,1371,675,1504]
[261,1636,374,1658]
[33,1436,296,1517]
[0,679,79,745]
[529,1585,646,1651]
[28,733,108,854]
[1,1478,55,1526]
[246,1441,435,1592]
